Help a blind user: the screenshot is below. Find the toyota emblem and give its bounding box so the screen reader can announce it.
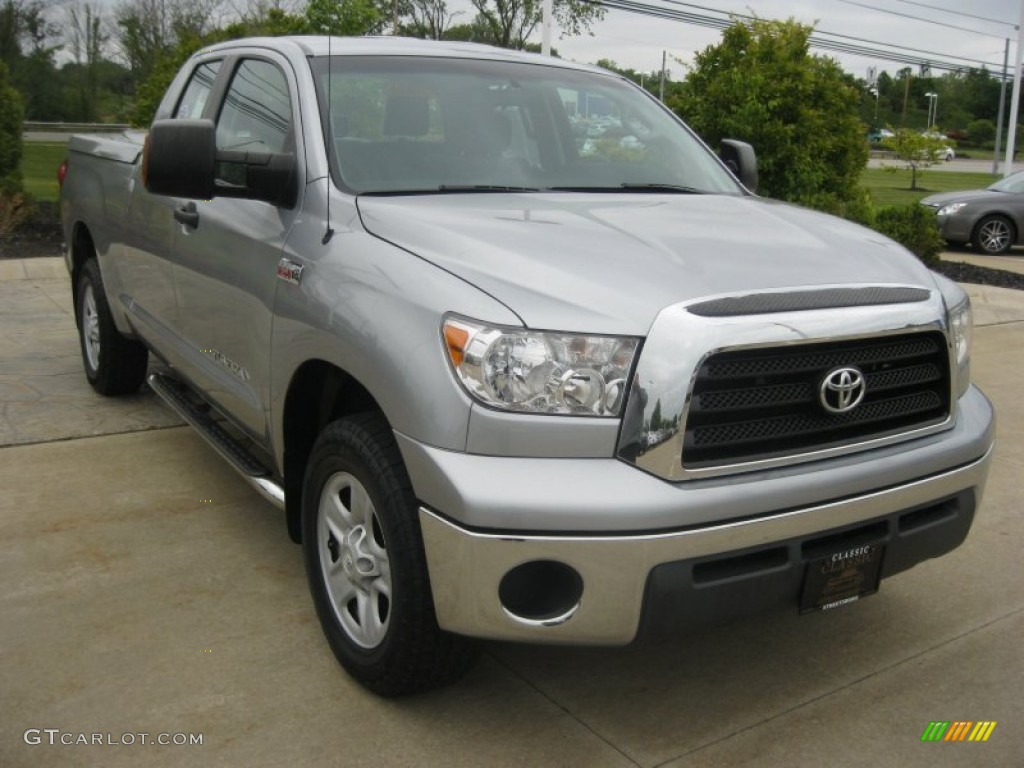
[819,366,866,414]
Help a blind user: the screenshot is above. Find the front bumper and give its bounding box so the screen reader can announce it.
[419,447,991,644]
[936,212,975,242]
[405,387,994,645]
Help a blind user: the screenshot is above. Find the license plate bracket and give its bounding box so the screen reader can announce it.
[800,542,885,614]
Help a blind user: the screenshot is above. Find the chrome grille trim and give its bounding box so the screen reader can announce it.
[616,284,957,482]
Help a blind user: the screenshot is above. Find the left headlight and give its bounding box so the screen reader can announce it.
[938,202,967,216]
[442,317,640,417]
[949,296,972,398]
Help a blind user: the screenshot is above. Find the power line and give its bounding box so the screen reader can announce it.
[588,0,1005,72]
[891,0,1016,29]
[835,0,1008,40]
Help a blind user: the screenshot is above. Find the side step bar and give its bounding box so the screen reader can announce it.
[148,372,286,510]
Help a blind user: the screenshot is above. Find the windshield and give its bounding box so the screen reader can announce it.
[309,55,743,195]
[988,172,1024,194]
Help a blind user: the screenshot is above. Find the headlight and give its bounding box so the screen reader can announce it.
[937,202,967,216]
[443,317,640,416]
[949,297,972,397]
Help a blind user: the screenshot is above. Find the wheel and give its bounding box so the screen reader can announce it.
[75,259,148,395]
[972,215,1015,255]
[302,413,476,696]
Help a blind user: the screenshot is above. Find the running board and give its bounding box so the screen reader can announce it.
[148,372,285,510]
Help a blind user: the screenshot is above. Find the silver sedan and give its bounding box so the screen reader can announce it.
[921,171,1024,254]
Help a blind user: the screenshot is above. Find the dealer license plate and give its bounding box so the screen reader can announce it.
[799,542,885,614]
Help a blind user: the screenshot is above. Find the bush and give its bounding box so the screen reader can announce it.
[872,205,944,264]
[0,189,31,234]
[674,18,868,207]
[967,119,996,146]
[0,62,25,193]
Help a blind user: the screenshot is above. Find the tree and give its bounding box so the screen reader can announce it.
[0,0,62,119]
[65,2,107,121]
[468,0,602,49]
[881,128,949,190]
[406,0,460,40]
[305,0,384,35]
[675,17,868,210]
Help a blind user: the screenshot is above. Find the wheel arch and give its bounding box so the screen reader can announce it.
[282,360,384,543]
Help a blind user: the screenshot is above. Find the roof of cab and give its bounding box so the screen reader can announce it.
[199,35,608,76]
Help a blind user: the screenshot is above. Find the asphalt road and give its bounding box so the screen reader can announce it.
[1,258,1022,767]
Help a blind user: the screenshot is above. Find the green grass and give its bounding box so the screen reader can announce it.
[860,167,996,207]
[19,142,68,203]
[15,143,1003,209]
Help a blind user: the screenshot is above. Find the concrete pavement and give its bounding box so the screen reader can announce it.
[1,258,1022,767]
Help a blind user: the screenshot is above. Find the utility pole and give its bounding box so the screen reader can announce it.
[659,50,666,102]
[1003,0,1024,176]
[901,74,911,126]
[542,0,552,55]
[393,0,399,35]
[994,38,1010,175]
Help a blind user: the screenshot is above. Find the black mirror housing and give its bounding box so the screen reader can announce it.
[144,119,216,200]
[144,118,298,208]
[720,139,758,194]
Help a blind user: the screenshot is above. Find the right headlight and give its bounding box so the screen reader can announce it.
[937,202,967,216]
[442,317,640,417]
[949,296,972,398]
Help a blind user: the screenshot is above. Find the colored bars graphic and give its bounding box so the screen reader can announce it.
[920,721,997,742]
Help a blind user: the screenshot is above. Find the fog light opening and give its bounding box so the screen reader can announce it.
[498,560,583,627]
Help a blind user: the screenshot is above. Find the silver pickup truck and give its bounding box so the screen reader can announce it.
[60,36,995,696]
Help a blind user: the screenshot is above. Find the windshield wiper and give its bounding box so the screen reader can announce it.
[545,183,706,194]
[620,183,705,193]
[437,184,542,192]
[360,185,542,196]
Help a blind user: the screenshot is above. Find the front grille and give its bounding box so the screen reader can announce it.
[683,332,951,468]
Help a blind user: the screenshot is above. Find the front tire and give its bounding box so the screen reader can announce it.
[75,259,148,395]
[973,215,1015,255]
[302,413,476,696]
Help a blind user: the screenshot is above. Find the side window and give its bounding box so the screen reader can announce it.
[216,59,292,155]
[173,61,221,119]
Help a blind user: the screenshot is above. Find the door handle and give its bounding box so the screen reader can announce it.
[174,202,199,228]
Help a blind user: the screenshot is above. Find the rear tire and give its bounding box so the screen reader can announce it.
[301,413,477,696]
[75,259,148,395]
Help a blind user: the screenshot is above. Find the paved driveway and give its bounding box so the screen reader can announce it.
[1,259,1022,767]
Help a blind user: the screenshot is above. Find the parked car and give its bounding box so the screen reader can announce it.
[60,36,994,696]
[867,128,894,143]
[921,170,1024,253]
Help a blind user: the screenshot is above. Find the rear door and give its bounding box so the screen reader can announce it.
[118,58,223,351]
[170,52,304,441]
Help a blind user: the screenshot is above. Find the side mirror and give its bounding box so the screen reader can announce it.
[143,119,216,200]
[719,139,758,194]
[143,118,298,208]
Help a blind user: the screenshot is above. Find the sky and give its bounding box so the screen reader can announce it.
[81,0,1023,82]
[543,0,1022,81]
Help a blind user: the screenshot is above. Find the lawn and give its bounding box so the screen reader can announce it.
[860,167,996,207]
[16,142,1004,209]
[19,142,67,203]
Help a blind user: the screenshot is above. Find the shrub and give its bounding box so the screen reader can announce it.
[675,18,868,208]
[0,189,31,234]
[872,204,944,264]
[0,62,25,193]
[967,119,996,146]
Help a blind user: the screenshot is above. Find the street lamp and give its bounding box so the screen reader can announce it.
[924,92,938,129]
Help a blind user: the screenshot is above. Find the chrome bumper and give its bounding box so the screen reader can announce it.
[419,445,993,644]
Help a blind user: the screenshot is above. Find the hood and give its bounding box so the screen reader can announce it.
[921,188,1000,207]
[357,193,939,336]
